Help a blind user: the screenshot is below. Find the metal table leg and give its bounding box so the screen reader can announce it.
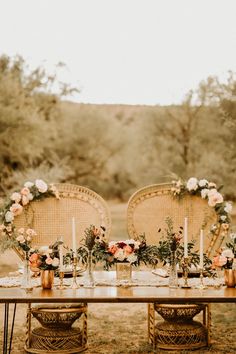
[2,303,17,354]
[3,303,9,354]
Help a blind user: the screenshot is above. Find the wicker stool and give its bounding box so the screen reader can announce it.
[25,305,88,353]
[154,304,208,350]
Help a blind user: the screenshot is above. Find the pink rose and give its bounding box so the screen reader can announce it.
[18,228,25,234]
[16,235,25,243]
[208,191,223,207]
[21,195,30,206]
[212,255,227,268]
[45,257,53,265]
[26,228,37,237]
[10,203,23,216]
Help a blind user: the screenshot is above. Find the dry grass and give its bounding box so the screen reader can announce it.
[0,202,236,353]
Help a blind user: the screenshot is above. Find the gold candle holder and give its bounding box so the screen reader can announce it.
[70,256,79,289]
[196,268,207,289]
[181,257,191,288]
[58,271,67,290]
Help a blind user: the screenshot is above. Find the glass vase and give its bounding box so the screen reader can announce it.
[169,251,178,289]
[83,250,95,288]
[116,262,132,284]
[21,253,33,292]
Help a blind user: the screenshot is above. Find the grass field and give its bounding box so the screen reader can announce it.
[0,201,236,353]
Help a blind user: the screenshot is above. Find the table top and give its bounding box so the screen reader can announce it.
[0,271,235,304]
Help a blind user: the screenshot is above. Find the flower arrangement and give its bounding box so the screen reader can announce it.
[0,179,59,252]
[29,245,60,271]
[171,177,232,233]
[157,217,212,272]
[212,232,236,270]
[15,227,37,258]
[77,225,159,270]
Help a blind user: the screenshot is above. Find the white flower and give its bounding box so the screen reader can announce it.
[10,192,21,203]
[230,233,236,241]
[35,179,48,193]
[208,182,216,188]
[5,211,14,223]
[38,246,50,255]
[24,181,34,188]
[52,257,60,267]
[198,179,208,187]
[127,254,138,264]
[114,249,126,261]
[186,177,198,191]
[208,191,223,207]
[221,249,234,259]
[224,202,232,214]
[220,215,227,221]
[201,188,209,199]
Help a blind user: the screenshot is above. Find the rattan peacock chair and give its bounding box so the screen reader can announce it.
[127,183,228,351]
[14,183,111,354]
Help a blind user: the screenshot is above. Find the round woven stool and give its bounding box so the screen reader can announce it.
[25,305,88,353]
[154,304,208,350]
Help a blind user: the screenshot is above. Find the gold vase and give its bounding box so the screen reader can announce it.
[116,262,132,281]
[41,270,54,289]
[224,269,235,287]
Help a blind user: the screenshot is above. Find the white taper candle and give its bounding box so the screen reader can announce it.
[199,229,204,269]
[184,217,188,257]
[59,236,64,270]
[72,217,77,255]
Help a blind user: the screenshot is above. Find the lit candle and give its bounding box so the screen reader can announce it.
[59,236,64,270]
[184,217,188,257]
[72,217,77,256]
[199,229,204,269]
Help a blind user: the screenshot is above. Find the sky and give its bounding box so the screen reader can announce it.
[0,0,235,105]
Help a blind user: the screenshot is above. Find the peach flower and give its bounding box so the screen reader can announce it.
[208,191,223,207]
[20,187,30,196]
[9,203,23,216]
[108,244,118,254]
[124,245,133,255]
[21,195,30,206]
[26,228,37,237]
[212,255,227,268]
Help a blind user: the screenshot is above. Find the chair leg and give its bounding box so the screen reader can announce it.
[148,303,155,347]
[206,303,211,346]
[82,305,88,348]
[25,303,32,350]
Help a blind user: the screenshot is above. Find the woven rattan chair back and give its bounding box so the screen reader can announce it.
[127,183,222,258]
[14,183,111,259]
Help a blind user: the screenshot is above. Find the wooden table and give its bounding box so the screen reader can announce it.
[1,271,236,353]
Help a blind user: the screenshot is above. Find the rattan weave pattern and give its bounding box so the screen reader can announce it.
[127,183,220,257]
[14,183,111,259]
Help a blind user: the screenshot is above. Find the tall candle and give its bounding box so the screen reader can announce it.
[184,217,188,257]
[72,217,77,255]
[199,229,204,269]
[59,236,64,270]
